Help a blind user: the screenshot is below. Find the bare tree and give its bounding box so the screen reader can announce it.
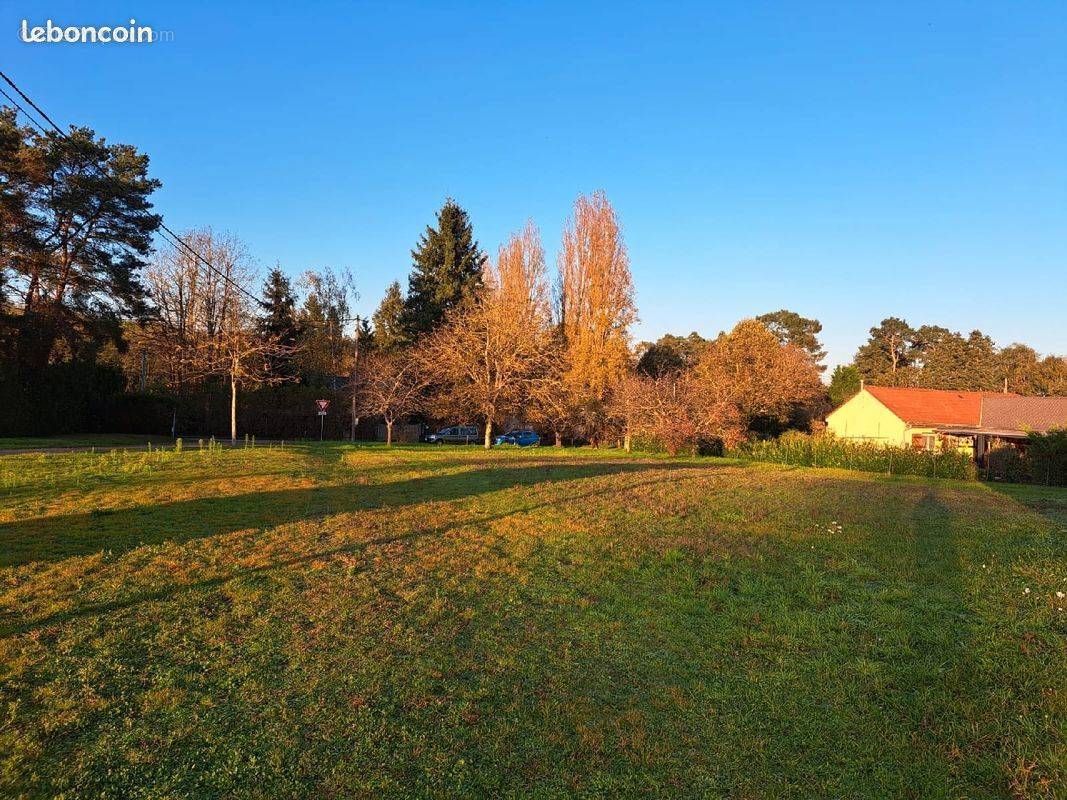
[133,229,256,435]
[421,221,551,448]
[354,351,427,445]
[214,292,294,443]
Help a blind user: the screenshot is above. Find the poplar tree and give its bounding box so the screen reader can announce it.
[555,191,636,444]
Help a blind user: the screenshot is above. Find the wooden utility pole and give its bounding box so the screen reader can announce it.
[350,315,361,442]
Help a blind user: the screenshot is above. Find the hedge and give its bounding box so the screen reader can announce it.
[729,432,978,481]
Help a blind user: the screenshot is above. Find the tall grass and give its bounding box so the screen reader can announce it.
[730,432,978,481]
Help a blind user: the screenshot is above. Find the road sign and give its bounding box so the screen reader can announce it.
[315,400,330,440]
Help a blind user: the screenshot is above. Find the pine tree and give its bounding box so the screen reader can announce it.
[853,317,918,385]
[371,281,409,352]
[259,266,301,379]
[756,309,827,369]
[259,266,300,346]
[403,198,486,338]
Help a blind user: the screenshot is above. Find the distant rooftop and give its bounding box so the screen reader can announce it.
[980,395,1067,433]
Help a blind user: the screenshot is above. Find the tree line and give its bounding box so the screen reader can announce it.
[2,109,1064,445]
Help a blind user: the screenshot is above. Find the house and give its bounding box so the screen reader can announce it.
[826,385,1067,460]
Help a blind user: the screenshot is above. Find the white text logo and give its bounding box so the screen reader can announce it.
[20,19,165,44]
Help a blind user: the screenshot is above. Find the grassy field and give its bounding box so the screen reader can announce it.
[0,444,1064,798]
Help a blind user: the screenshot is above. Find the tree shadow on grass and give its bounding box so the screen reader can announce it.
[885,491,975,793]
[982,481,1067,529]
[0,459,727,569]
[0,466,714,636]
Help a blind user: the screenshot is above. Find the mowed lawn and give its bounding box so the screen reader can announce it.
[0,445,1064,798]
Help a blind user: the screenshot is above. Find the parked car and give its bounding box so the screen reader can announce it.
[425,425,480,444]
[494,429,541,447]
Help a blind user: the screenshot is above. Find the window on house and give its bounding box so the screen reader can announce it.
[912,433,937,452]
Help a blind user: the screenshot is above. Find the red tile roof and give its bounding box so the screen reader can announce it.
[865,386,990,426]
[864,386,1067,433]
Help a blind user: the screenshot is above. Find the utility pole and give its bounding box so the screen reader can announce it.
[350,315,361,442]
[139,350,147,394]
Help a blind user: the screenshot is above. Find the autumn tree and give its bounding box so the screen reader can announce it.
[198,242,294,442]
[404,198,486,339]
[527,329,572,447]
[121,229,262,434]
[693,319,823,441]
[216,293,294,443]
[555,191,637,443]
[421,221,550,448]
[354,351,427,445]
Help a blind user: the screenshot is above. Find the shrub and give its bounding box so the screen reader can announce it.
[985,429,1067,486]
[729,432,978,481]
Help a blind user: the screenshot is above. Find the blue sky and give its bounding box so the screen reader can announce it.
[5,1,1065,367]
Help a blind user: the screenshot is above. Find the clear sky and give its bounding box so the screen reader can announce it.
[4,1,1065,367]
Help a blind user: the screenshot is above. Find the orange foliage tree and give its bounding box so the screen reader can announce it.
[693,319,824,443]
[420,221,551,448]
[554,191,636,444]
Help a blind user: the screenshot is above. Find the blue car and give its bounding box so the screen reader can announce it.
[494,429,540,447]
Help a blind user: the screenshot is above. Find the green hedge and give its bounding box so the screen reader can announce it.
[729,432,978,481]
[985,430,1067,487]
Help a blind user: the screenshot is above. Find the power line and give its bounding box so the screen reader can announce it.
[1,70,364,329]
[0,69,263,308]
[0,85,49,136]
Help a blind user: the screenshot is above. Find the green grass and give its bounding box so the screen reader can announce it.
[0,433,176,451]
[0,444,1063,798]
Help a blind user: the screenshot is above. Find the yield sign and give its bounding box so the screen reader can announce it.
[316,399,330,413]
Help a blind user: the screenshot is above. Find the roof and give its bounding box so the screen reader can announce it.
[865,386,990,426]
[980,395,1067,433]
[862,385,1067,434]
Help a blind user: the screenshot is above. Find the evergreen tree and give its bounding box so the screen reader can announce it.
[356,316,374,353]
[403,198,486,338]
[371,281,409,352]
[853,317,918,385]
[915,328,997,391]
[828,364,862,406]
[635,332,708,377]
[756,309,827,368]
[295,268,354,386]
[258,266,301,379]
[259,267,300,345]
